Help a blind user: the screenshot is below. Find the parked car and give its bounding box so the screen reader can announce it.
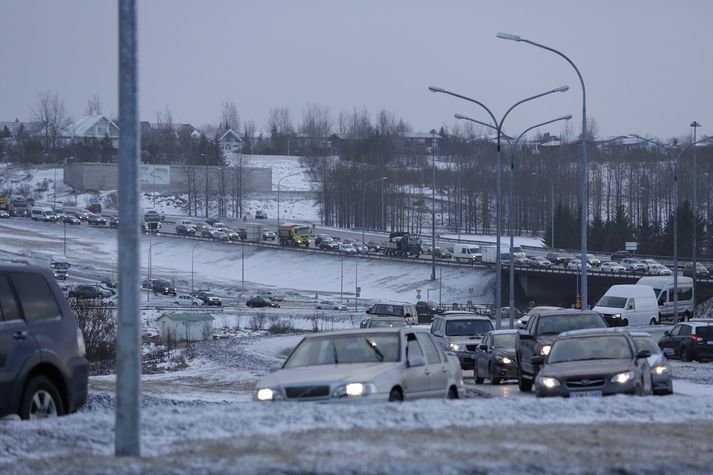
[533,329,652,397]
[212,231,230,242]
[246,296,280,308]
[254,328,464,401]
[528,256,553,268]
[415,301,443,323]
[611,250,632,262]
[262,230,276,241]
[431,247,453,259]
[195,290,222,306]
[621,258,647,273]
[175,220,197,236]
[473,330,519,385]
[315,300,348,311]
[151,279,176,296]
[255,210,267,219]
[366,302,419,326]
[63,214,81,225]
[683,262,709,279]
[628,331,673,395]
[109,216,119,228]
[567,259,592,271]
[101,277,118,289]
[0,210,9,219]
[586,254,602,267]
[600,261,627,273]
[360,316,408,328]
[0,265,88,419]
[69,285,109,299]
[658,321,713,362]
[515,309,609,392]
[174,294,204,306]
[200,225,217,238]
[430,313,495,370]
[647,264,672,276]
[86,213,106,226]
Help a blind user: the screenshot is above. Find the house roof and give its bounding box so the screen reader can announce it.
[63,115,119,137]
[158,312,214,322]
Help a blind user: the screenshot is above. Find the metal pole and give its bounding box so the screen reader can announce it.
[354,254,358,312]
[551,178,555,248]
[381,178,384,231]
[340,255,344,302]
[63,220,67,255]
[674,169,679,322]
[495,132,502,329]
[191,242,199,296]
[439,263,442,307]
[116,0,140,456]
[241,239,245,291]
[691,121,701,316]
[204,154,209,218]
[508,143,515,328]
[431,129,437,281]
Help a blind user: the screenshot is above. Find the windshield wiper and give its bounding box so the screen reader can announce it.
[332,342,339,364]
[365,338,384,362]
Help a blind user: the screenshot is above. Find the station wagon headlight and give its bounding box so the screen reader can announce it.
[611,371,634,384]
[652,364,670,375]
[333,383,377,398]
[497,356,512,365]
[540,345,551,356]
[537,376,560,388]
[256,388,283,401]
[449,343,463,352]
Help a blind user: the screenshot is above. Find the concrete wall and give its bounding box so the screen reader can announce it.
[158,318,213,344]
[64,162,272,193]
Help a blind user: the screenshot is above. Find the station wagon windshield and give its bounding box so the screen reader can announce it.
[445,320,493,336]
[548,336,633,363]
[284,334,400,368]
[596,296,627,308]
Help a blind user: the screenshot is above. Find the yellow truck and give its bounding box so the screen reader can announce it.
[278,224,312,247]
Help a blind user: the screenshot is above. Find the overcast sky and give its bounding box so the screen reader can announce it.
[2,0,711,140]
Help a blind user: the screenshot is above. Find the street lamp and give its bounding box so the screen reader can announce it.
[191,242,200,296]
[531,172,555,249]
[430,129,437,281]
[277,172,301,230]
[429,84,569,329]
[498,32,590,310]
[457,113,571,328]
[630,133,713,321]
[691,121,702,306]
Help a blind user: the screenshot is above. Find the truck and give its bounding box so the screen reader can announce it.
[278,224,311,247]
[383,233,422,257]
[480,245,511,264]
[0,195,8,211]
[49,255,70,280]
[240,223,263,242]
[9,195,28,217]
[141,209,162,234]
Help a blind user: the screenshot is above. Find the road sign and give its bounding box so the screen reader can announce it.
[356,286,361,293]
[416,294,422,300]
[625,241,638,252]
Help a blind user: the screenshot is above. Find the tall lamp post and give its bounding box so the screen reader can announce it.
[191,242,201,296]
[531,172,555,248]
[456,113,571,327]
[630,133,713,321]
[691,121,702,311]
[429,84,569,329]
[430,129,437,281]
[277,172,301,230]
[498,32,589,310]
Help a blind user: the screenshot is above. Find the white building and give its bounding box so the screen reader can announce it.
[63,115,120,148]
[157,312,214,345]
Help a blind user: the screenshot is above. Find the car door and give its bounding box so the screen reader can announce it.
[0,273,38,414]
[401,333,431,399]
[474,334,489,376]
[676,324,692,357]
[518,317,538,376]
[415,333,448,397]
[659,324,681,357]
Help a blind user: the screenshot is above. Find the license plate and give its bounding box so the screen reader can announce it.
[707,341,713,345]
[570,391,602,398]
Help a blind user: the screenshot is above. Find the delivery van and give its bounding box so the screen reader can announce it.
[593,284,659,326]
[452,243,482,263]
[636,276,694,322]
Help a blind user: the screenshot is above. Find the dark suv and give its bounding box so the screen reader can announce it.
[195,290,222,306]
[515,309,608,392]
[658,321,713,361]
[0,265,88,419]
[151,279,176,296]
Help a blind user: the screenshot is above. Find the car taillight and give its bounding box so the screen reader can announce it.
[691,335,703,344]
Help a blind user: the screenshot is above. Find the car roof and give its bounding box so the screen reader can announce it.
[559,327,634,338]
[537,309,601,318]
[301,327,425,339]
[436,314,492,321]
[487,329,519,335]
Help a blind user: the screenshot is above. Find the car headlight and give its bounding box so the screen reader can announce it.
[611,313,621,319]
[449,343,463,352]
[256,388,283,401]
[496,356,512,364]
[333,383,377,398]
[652,364,670,375]
[540,345,551,356]
[611,371,635,384]
[537,376,560,388]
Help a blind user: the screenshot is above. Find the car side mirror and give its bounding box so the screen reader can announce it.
[519,332,534,340]
[407,355,426,368]
[663,331,670,336]
[530,355,545,366]
[636,350,651,359]
[365,309,372,314]
[478,344,487,351]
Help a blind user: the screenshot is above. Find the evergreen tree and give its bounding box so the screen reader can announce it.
[658,200,703,257]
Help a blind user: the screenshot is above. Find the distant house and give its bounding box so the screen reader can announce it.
[63,115,120,148]
[212,127,244,157]
[0,119,45,146]
[157,312,214,345]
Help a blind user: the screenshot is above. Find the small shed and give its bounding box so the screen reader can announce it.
[157,312,214,345]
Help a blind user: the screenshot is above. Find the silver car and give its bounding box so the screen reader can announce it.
[255,328,464,402]
[629,331,673,395]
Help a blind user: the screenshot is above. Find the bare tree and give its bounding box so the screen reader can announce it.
[267,106,294,136]
[31,90,69,152]
[242,120,256,154]
[220,101,240,131]
[85,94,102,115]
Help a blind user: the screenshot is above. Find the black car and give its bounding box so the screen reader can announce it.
[415,301,443,323]
[658,321,713,362]
[63,214,81,225]
[246,296,280,308]
[319,240,339,251]
[611,250,632,262]
[195,290,222,306]
[432,247,453,259]
[151,279,176,296]
[0,265,88,419]
[474,330,519,385]
[87,213,106,226]
[682,263,709,279]
[109,216,119,228]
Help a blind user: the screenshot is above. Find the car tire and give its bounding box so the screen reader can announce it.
[474,367,484,384]
[388,388,403,402]
[649,317,658,326]
[447,387,459,399]
[681,347,692,362]
[20,376,64,420]
[489,364,501,385]
[518,370,532,392]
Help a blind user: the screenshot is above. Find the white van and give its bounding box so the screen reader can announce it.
[452,243,482,263]
[636,276,694,322]
[30,207,55,222]
[593,284,659,326]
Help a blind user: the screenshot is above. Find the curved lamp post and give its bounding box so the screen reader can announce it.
[456,113,572,328]
[498,32,589,310]
[429,84,569,329]
[630,133,713,321]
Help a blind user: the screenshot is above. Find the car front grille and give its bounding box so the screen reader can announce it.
[565,377,606,389]
[285,385,331,399]
[465,344,478,352]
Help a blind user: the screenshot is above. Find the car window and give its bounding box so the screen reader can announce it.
[445,319,493,336]
[696,327,713,339]
[11,272,61,322]
[284,334,400,368]
[0,274,21,321]
[670,325,681,336]
[677,287,693,301]
[406,333,424,360]
[632,336,660,355]
[492,333,517,348]
[548,336,633,363]
[535,314,606,335]
[415,333,442,364]
[679,325,692,336]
